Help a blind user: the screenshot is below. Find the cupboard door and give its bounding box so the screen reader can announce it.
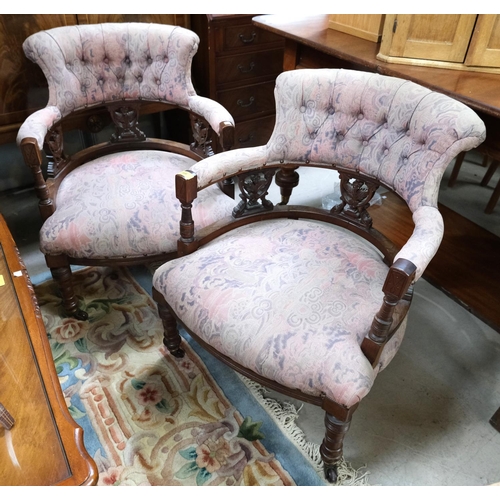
[383,14,477,63]
[465,15,500,68]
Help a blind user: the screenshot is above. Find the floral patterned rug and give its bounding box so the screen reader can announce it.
[34,266,334,486]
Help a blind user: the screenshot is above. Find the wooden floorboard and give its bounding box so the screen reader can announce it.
[369,192,500,333]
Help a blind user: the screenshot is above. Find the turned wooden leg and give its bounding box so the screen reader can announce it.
[485,179,500,214]
[320,412,352,484]
[155,294,184,358]
[480,159,499,187]
[275,168,299,205]
[447,151,466,187]
[50,265,88,320]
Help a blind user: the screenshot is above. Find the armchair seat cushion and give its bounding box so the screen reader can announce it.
[40,150,236,259]
[153,218,406,408]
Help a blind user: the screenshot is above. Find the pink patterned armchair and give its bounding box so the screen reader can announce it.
[151,68,486,482]
[16,22,237,319]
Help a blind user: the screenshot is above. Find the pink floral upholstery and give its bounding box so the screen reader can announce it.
[153,69,486,412]
[40,150,236,258]
[17,23,233,148]
[154,219,406,408]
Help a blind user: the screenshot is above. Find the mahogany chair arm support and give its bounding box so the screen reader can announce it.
[219,120,235,151]
[19,137,55,221]
[361,258,417,367]
[176,170,198,255]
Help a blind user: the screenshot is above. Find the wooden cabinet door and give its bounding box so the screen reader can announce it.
[382,14,477,63]
[465,15,500,68]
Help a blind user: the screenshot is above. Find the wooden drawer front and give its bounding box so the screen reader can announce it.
[218,82,276,120]
[234,115,275,149]
[216,49,283,85]
[217,24,284,52]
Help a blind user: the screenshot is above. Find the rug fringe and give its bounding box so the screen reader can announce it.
[237,374,370,486]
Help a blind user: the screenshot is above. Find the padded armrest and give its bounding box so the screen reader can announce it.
[393,205,444,281]
[189,146,268,189]
[16,106,62,150]
[187,95,235,135]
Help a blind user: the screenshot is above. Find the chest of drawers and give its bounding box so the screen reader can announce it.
[191,14,284,151]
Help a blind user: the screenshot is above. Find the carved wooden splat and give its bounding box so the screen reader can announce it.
[108,104,146,142]
[331,172,379,228]
[232,169,276,218]
[190,116,214,157]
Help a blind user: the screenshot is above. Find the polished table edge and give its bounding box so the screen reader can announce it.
[0,214,98,486]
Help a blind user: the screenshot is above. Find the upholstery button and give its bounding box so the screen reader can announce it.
[406,129,411,136]
[300,106,306,113]
[118,77,124,83]
[97,78,104,85]
[137,75,143,82]
[358,113,364,120]
[81,85,86,92]
[384,149,389,155]
[103,57,109,64]
[363,140,368,146]
[328,107,335,115]
[337,133,344,141]
[147,57,153,64]
[124,57,131,65]
[403,157,409,164]
[156,79,161,85]
[66,63,71,69]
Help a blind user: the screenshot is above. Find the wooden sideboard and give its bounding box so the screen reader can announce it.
[0,214,97,485]
[0,14,190,146]
[191,14,284,151]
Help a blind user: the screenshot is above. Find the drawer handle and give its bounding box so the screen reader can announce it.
[239,32,257,44]
[237,97,255,108]
[238,134,255,144]
[237,62,255,74]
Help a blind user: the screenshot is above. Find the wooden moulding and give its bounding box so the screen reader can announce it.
[328,14,385,43]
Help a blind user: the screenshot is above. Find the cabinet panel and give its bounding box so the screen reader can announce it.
[385,14,477,63]
[233,115,275,149]
[215,49,284,86]
[217,81,276,120]
[218,23,284,52]
[466,15,500,68]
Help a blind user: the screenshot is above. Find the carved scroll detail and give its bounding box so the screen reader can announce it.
[190,116,213,157]
[233,170,276,218]
[331,173,378,228]
[46,125,66,177]
[109,104,146,142]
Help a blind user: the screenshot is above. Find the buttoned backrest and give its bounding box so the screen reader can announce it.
[22,23,199,117]
[266,69,486,212]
